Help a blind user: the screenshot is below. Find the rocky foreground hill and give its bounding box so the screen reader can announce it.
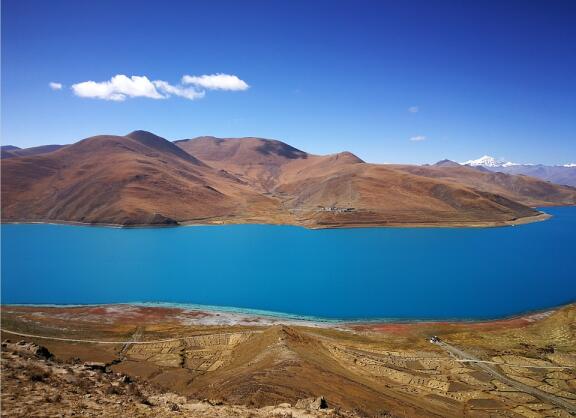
[2,130,575,227]
[2,304,575,417]
[1,340,359,418]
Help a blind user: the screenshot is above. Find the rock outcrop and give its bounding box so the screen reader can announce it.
[0,340,358,417]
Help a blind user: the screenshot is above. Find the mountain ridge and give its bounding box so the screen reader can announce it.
[1,132,278,226]
[2,130,575,228]
[458,155,576,186]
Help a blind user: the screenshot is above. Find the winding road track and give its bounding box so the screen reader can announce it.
[0,328,260,345]
[432,339,576,414]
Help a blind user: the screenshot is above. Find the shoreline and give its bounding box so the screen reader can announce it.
[307,211,551,229]
[0,210,552,230]
[3,302,575,416]
[2,300,574,329]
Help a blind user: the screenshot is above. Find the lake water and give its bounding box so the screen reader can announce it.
[2,207,575,321]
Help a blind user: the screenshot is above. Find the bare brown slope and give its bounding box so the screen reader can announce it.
[1,132,278,225]
[1,144,66,159]
[276,162,541,227]
[392,164,576,207]
[1,340,361,417]
[186,325,440,416]
[1,145,21,159]
[175,136,309,165]
[175,136,314,192]
[175,136,366,193]
[175,136,541,227]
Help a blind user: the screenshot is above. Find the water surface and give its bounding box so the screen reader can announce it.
[2,207,575,320]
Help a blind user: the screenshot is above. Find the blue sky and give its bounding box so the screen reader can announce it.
[2,0,575,164]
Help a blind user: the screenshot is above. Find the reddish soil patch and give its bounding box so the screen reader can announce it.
[350,311,549,335]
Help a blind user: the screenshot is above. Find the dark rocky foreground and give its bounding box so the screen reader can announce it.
[1,340,359,417]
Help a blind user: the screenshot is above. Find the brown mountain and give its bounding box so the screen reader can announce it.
[3,131,574,227]
[433,159,461,167]
[1,145,21,159]
[175,136,563,227]
[1,144,66,159]
[1,131,277,226]
[393,164,576,207]
[175,136,312,192]
[272,160,544,227]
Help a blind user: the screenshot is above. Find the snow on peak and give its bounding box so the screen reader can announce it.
[562,163,576,168]
[461,155,517,168]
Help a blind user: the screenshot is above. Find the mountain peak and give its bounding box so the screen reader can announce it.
[126,130,166,142]
[1,145,21,151]
[332,151,364,163]
[126,130,204,164]
[175,136,308,165]
[433,159,460,167]
[461,155,518,168]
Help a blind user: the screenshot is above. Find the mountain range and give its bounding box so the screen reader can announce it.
[2,131,575,227]
[460,155,576,187]
[1,144,66,160]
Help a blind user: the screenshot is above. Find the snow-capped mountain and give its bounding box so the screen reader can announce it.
[458,156,576,187]
[460,155,519,168]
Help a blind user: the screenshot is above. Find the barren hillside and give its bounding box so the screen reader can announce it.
[3,131,575,227]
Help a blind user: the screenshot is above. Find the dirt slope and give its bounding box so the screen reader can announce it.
[175,136,311,192]
[1,340,356,417]
[393,164,576,207]
[1,144,66,159]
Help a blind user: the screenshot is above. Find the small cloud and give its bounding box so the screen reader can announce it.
[408,106,419,113]
[409,135,427,142]
[182,73,249,91]
[49,82,63,90]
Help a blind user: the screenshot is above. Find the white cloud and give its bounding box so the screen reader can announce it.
[409,135,427,141]
[49,82,63,90]
[408,106,419,113]
[71,75,164,101]
[70,73,248,101]
[182,73,249,91]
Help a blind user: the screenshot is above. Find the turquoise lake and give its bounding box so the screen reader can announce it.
[1,206,575,321]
